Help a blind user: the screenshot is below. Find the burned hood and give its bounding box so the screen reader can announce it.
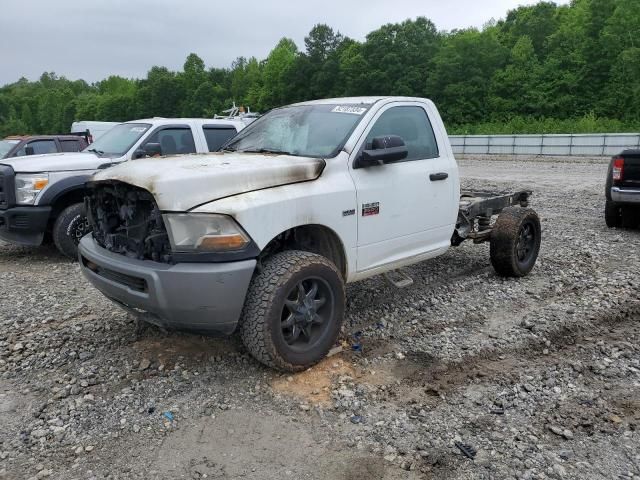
[91,152,326,211]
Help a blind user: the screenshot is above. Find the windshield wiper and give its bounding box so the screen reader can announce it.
[239,148,294,155]
[87,148,105,157]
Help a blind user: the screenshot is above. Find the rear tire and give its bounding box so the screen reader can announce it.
[52,203,91,260]
[490,207,541,277]
[605,200,623,228]
[240,250,345,372]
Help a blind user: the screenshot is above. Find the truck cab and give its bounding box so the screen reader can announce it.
[0,118,246,258]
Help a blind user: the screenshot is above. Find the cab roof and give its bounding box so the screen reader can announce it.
[125,117,245,127]
[4,134,84,141]
[292,96,432,107]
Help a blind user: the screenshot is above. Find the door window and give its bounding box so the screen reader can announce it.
[203,126,237,152]
[145,128,196,156]
[364,106,439,161]
[61,140,83,152]
[16,140,58,156]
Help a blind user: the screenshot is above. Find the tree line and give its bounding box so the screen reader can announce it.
[1,0,639,137]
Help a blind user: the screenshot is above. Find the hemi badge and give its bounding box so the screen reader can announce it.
[342,209,356,217]
[362,202,380,217]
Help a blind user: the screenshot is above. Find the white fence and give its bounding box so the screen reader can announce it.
[449,133,640,157]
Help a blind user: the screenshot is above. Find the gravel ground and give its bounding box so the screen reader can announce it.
[1,155,639,480]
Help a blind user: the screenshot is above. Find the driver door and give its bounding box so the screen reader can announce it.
[348,102,457,273]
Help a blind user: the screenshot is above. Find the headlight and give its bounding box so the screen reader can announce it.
[15,174,49,205]
[163,213,250,252]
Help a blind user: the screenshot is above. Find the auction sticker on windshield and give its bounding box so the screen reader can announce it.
[130,127,148,133]
[332,106,367,115]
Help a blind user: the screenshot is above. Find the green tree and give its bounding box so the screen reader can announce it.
[427,28,508,124]
[363,17,440,96]
[259,38,298,109]
[489,36,543,117]
[20,104,34,131]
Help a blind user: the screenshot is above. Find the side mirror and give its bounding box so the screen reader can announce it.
[24,146,35,156]
[354,135,408,169]
[133,143,162,159]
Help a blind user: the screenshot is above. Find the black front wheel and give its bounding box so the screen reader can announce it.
[490,207,541,277]
[240,250,345,371]
[52,203,91,260]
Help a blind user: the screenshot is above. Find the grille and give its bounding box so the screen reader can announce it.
[0,172,5,209]
[86,181,172,263]
[0,165,15,210]
[82,256,148,292]
[11,215,29,228]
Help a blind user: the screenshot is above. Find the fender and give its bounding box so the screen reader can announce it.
[39,174,93,206]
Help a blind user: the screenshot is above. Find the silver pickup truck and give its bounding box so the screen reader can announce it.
[0,117,246,258]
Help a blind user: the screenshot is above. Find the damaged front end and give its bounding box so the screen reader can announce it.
[86,181,173,263]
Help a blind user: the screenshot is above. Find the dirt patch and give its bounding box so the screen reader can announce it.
[270,355,356,406]
[132,333,235,370]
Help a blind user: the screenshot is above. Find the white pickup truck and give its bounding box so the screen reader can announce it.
[0,117,246,258]
[78,97,541,371]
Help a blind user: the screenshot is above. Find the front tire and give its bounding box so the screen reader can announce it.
[490,207,541,277]
[52,203,91,260]
[240,250,345,372]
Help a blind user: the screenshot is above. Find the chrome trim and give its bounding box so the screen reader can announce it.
[611,187,640,204]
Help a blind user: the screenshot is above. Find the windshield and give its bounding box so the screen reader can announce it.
[83,123,150,157]
[0,139,19,158]
[225,104,371,158]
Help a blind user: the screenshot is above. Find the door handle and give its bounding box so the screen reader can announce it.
[429,172,449,181]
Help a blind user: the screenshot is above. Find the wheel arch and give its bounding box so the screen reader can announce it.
[260,224,348,280]
[40,176,90,224]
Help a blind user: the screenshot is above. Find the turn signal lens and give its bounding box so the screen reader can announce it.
[196,234,248,251]
[34,179,49,190]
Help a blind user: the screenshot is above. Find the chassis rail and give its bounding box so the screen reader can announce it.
[452,190,531,246]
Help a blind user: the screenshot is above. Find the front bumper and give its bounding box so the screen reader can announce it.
[78,236,257,335]
[611,187,640,204]
[0,206,51,246]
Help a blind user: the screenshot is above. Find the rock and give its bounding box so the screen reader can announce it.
[474,449,492,467]
[139,358,151,371]
[31,429,48,439]
[327,346,343,357]
[85,445,95,452]
[547,425,573,439]
[553,463,567,477]
[609,414,622,424]
[548,425,564,437]
[36,469,52,479]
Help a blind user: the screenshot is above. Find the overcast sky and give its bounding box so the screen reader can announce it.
[0,0,569,86]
